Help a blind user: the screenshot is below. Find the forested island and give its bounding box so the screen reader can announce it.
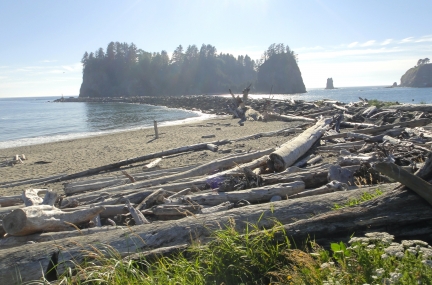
[79,42,306,97]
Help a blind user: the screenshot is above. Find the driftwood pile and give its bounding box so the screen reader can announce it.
[2,97,432,283]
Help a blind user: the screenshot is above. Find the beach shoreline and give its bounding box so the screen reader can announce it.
[0,116,300,196]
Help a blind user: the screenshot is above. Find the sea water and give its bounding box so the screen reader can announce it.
[0,97,214,149]
[0,86,430,149]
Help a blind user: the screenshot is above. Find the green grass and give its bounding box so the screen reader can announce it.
[367,99,398,108]
[34,216,432,284]
[332,189,383,210]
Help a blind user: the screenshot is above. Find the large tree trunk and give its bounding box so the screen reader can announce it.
[269,118,332,171]
[2,205,105,236]
[281,187,432,247]
[0,184,394,284]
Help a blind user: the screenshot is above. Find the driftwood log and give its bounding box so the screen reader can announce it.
[65,149,273,195]
[44,139,230,183]
[0,184,392,284]
[2,205,105,236]
[186,181,305,206]
[269,117,332,171]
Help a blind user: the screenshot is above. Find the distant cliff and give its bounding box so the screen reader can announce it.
[79,42,306,97]
[400,64,432,87]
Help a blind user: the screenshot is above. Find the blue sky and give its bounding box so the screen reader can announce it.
[1,0,431,97]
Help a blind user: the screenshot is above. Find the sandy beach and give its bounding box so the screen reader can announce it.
[0,116,301,196]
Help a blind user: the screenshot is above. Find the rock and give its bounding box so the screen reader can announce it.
[325,78,335,89]
[400,63,432,87]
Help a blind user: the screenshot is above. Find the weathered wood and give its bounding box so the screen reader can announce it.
[361,106,378,117]
[42,190,58,206]
[317,141,364,151]
[167,188,192,200]
[151,204,202,217]
[0,174,66,188]
[64,164,198,194]
[143,158,162,170]
[94,149,274,194]
[186,181,305,206]
[233,127,302,142]
[0,226,125,249]
[375,162,432,206]
[290,180,348,199]
[0,185,392,284]
[0,195,25,207]
[281,185,432,247]
[200,202,234,214]
[387,104,432,112]
[206,143,218,152]
[136,189,167,210]
[153,120,159,139]
[22,189,44,206]
[337,154,377,166]
[62,204,129,218]
[2,205,105,236]
[126,200,149,225]
[323,118,431,139]
[328,165,355,185]
[340,121,377,129]
[44,139,230,183]
[267,113,316,122]
[269,118,331,171]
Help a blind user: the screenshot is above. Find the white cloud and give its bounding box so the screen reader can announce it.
[360,40,375,47]
[415,35,432,43]
[347,42,358,48]
[400,37,414,43]
[381,39,392,45]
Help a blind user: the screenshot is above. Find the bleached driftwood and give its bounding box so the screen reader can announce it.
[233,127,302,142]
[387,104,432,112]
[186,181,305,206]
[374,162,432,206]
[0,195,25,207]
[323,118,431,140]
[267,113,316,122]
[2,205,105,236]
[125,200,149,225]
[64,164,198,194]
[290,180,348,199]
[0,226,125,249]
[269,117,332,171]
[44,139,230,183]
[88,149,273,195]
[200,202,234,214]
[22,189,45,206]
[0,185,392,284]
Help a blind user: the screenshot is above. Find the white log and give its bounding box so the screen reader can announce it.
[143,158,162,170]
[206,143,218,152]
[41,190,58,206]
[267,112,316,122]
[2,205,105,236]
[22,189,43,206]
[269,118,332,171]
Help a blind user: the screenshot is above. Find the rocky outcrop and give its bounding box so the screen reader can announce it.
[400,64,432,87]
[325,78,335,89]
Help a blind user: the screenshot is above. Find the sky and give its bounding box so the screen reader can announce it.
[1,0,431,98]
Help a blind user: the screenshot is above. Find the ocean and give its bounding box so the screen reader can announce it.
[0,86,431,149]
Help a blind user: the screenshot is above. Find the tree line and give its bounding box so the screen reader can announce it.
[417,58,430,66]
[79,42,306,97]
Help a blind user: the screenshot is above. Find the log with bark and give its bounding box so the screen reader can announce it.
[268,117,332,171]
[0,184,392,284]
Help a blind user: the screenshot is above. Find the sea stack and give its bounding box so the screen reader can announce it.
[325,78,335,89]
